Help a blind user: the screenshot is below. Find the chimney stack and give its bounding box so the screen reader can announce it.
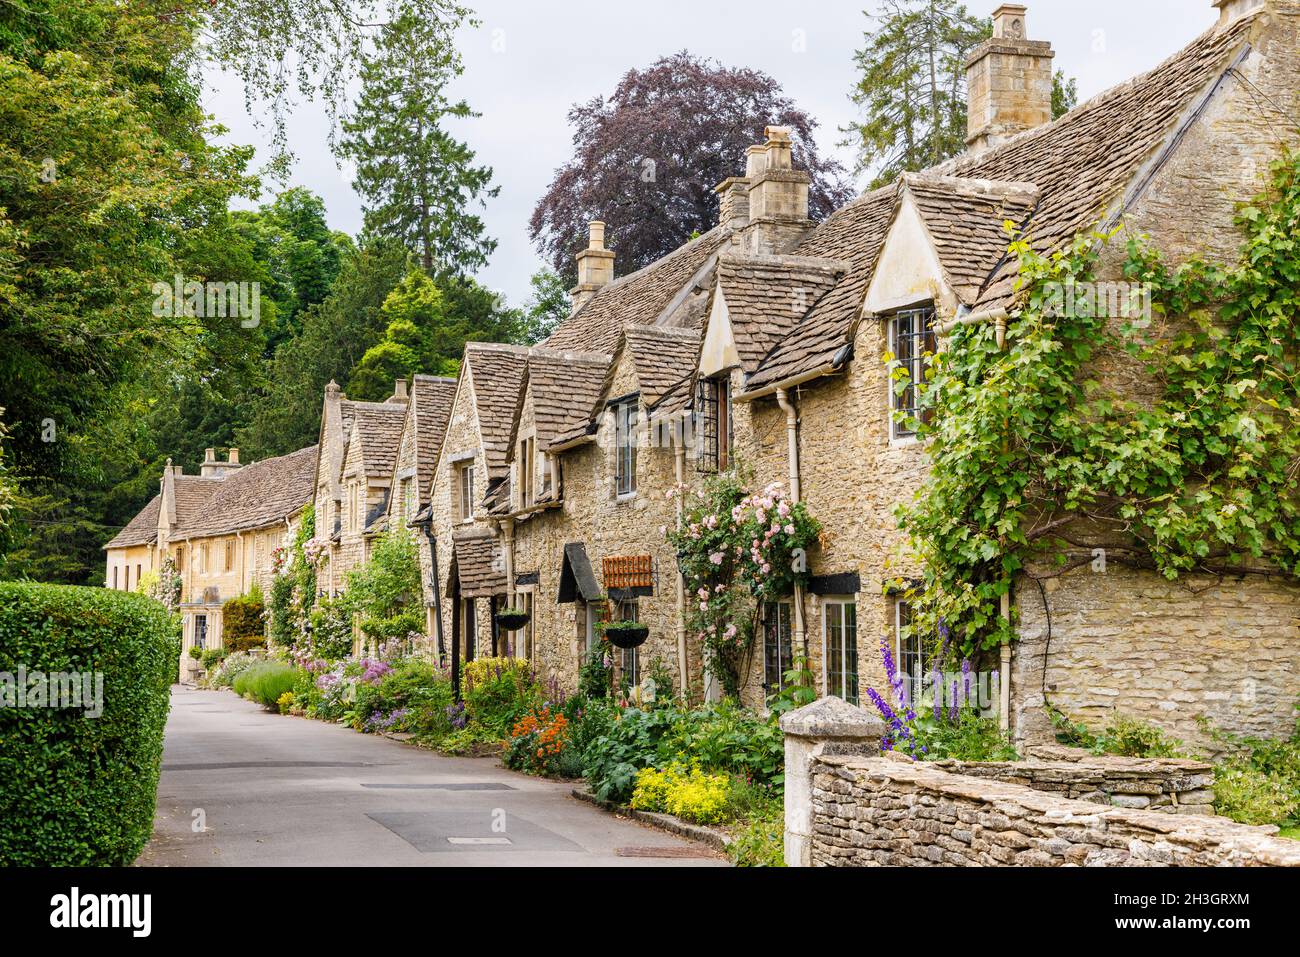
[1213,0,1263,27]
[742,126,812,254]
[389,378,409,403]
[570,220,616,314]
[966,5,1055,154]
[201,445,242,478]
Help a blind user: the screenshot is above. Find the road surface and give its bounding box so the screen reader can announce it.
[138,686,725,867]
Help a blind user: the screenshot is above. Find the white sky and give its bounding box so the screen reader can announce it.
[201,0,1216,308]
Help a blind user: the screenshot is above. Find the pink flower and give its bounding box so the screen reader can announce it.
[777,502,790,518]
[784,523,795,535]
[709,551,724,565]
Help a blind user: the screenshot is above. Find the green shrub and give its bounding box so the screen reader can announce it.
[211,649,262,688]
[582,706,680,803]
[307,597,354,660]
[354,658,453,738]
[918,709,1019,762]
[200,647,227,671]
[0,582,179,865]
[1212,761,1300,826]
[1049,706,1183,758]
[232,661,300,709]
[727,797,785,867]
[222,588,267,653]
[462,657,539,737]
[660,700,785,787]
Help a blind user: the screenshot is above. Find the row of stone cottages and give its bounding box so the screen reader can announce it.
[106,1,1300,747]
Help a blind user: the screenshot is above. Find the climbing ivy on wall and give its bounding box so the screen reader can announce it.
[896,148,1300,659]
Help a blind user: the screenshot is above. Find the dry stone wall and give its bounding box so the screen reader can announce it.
[809,753,1300,867]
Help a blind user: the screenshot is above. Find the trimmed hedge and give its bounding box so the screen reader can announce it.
[222,588,267,653]
[0,582,179,865]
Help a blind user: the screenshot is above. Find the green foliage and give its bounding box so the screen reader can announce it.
[200,647,228,671]
[307,596,355,660]
[1049,707,1184,758]
[897,151,1300,657]
[917,708,1018,761]
[0,582,179,865]
[461,656,540,738]
[232,661,301,709]
[344,527,422,644]
[667,468,820,698]
[209,649,263,689]
[578,644,613,699]
[767,651,817,716]
[222,587,267,652]
[726,794,785,867]
[519,268,569,345]
[337,9,496,277]
[1200,704,1300,828]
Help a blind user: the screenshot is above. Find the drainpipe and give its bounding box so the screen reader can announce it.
[999,591,1012,732]
[674,435,689,699]
[775,388,808,668]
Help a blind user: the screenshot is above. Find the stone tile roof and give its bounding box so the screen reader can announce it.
[409,375,457,497]
[451,532,506,598]
[715,254,848,374]
[104,494,162,549]
[623,325,701,410]
[903,174,1040,305]
[746,185,899,390]
[520,349,611,451]
[746,14,1259,391]
[179,445,319,539]
[350,400,408,479]
[543,227,732,354]
[465,343,530,479]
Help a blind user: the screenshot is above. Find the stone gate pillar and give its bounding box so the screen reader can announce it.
[779,697,885,867]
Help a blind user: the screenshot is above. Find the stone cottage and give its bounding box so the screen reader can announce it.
[416,0,1300,746]
[103,445,317,676]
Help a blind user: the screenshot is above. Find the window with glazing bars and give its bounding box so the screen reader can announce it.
[888,305,937,439]
[763,601,793,696]
[694,375,731,473]
[614,399,638,495]
[825,600,858,705]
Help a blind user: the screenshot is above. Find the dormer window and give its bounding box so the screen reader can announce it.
[887,304,937,440]
[695,373,732,473]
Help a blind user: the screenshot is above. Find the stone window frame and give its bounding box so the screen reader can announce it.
[517,432,537,509]
[822,597,859,706]
[885,302,938,444]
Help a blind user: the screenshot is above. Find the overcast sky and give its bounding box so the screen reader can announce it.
[201,0,1216,308]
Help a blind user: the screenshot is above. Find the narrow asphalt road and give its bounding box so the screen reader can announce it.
[138,686,725,867]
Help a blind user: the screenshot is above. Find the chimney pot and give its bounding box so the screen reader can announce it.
[393,379,408,401]
[228,448,240,464]
[745,145,768,179]
[763,126,794,171]
[204,447,215,462]
[571,219,616,314]
[992,3,1028,38]
[588,220,606,250]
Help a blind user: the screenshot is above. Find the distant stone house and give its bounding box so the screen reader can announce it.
[416,0,1300,745]
[103,445,316,676]
[312,379,408,595]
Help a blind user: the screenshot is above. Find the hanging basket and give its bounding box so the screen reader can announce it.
[602,623,649,649]
[496,610,530,632]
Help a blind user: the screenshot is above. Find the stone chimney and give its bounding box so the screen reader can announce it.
[965,5,1055,154]
[200,446,243,478]
[389,378,409,403]
[743,126,812,254]
[570,221,616,314]
[1213,0,1263,27]
[161,458,178,528]
[714,176,750,231]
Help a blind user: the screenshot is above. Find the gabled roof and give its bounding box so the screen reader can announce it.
[746,185,899,391]
[408,374,457,496]
[348,400,407,479]
[712,254,847,374]
[901,173,1040,305]
[745,12,1261,393]
[179,445,319,540]
[463,343,530,479]
[544,227,732,354]
[106,473,227,548]
[515,349,610,453]
[623,325,701,410]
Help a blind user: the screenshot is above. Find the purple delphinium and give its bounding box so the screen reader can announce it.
[950,679,959,723]
[961,658,972,703]
[446,702,467,730]
[932,663,943,722]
